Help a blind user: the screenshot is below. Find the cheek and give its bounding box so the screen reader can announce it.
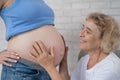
[79,36,100,50]
[79,36,94,49]
[89,37,101,49]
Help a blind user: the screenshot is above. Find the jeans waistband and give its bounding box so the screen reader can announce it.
[2,58,51,80]
[3,58,44,70]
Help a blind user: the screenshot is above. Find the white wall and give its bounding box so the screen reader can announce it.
[45,0,120,74]
[0,0,120,77]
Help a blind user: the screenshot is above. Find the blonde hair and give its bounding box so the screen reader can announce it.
[86,12,120,53]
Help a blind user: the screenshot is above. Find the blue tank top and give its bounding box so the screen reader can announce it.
[0,0,55,40]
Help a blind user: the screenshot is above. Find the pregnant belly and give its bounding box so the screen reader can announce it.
[7,25,65,67]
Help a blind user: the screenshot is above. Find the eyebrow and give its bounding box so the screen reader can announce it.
[83,24,92,32]
[86,27,92,32]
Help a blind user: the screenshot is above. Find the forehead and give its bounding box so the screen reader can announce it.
[83,19,99,32]
[83,19,102,37]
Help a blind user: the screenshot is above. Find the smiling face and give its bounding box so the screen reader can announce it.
[79,19,102,52]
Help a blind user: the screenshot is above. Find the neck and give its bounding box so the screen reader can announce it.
[87,48,109,70]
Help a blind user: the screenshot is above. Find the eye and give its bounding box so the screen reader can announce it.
[86,29,91,34]
[86,30,90,34]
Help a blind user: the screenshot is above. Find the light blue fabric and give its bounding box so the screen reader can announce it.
[0,0,54,40]
[1,61,51,80]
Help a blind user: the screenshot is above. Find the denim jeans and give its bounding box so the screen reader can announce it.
[1,60,51,80]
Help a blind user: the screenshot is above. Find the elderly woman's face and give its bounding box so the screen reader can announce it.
[79,19,102,51]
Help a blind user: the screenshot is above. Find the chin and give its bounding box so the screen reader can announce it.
[79,46,86,50]
[79,45,89,51]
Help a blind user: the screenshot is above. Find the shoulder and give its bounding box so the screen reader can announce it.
[72,54,89,71]
[71,54,89,80]
[76,54,89,68]
[108,52,120,66]
[73,54,89,71]
[94,52,120,79]
[78,54,89,62]
[97,52,120,71]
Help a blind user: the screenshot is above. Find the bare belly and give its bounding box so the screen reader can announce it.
[7,25,65,67]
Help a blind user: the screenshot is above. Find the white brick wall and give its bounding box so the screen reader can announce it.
[0,0,120,77]
[45,0,120,74]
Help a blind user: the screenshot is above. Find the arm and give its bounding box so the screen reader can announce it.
[59,47,70,80]
[45,47,70,80]
[0,0,20,66]
[0,50,20,66]
[30,41,69,80]
[59,34,70,80]
[44,65,64,80]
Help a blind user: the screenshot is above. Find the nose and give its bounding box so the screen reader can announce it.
[79,29,85,37]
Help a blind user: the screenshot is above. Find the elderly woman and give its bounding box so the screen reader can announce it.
[31,12,120,80]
